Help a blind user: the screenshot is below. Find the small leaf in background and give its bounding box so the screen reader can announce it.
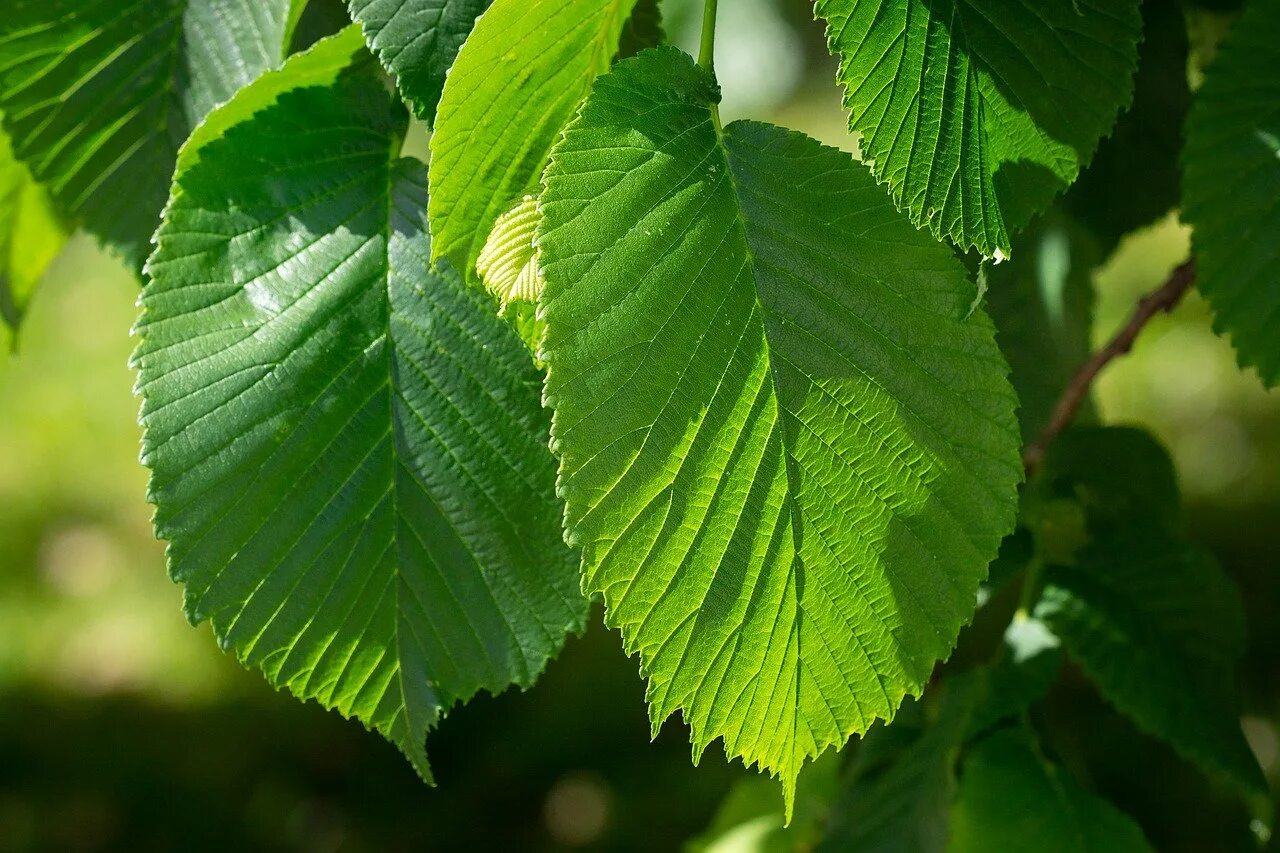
[477,196,542,307]
[1033,427,1268,812]
[813,0,1142,259]
[0,124,66,342]
[0,0,296,269]
[539,46,1021,812]
[135,46,584,779]
[1182,0,1280,387]
[348,0,492,123]
[950,726,1151,852]
[429,0,643,277]
[819,679,980,853]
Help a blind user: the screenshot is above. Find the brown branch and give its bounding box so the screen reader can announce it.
[1022,259,1197,476]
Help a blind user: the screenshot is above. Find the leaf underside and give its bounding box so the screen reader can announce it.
[813,0,1142,259]
[0,0,293,267]
[1182,0,1280,386]
[538,47,1021,811]
[135,62,584,778]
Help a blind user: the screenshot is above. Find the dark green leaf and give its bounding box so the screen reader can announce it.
[135,56,584,779]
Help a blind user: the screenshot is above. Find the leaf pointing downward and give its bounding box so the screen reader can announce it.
[135,55,584,779]
[538,47,1022,813]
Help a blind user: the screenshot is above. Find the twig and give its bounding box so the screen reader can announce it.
[1022,259,1197,475]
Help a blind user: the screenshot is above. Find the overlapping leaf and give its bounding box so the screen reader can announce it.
[135,49,584,779]
[0,0,293,267]
[538,46,1022,811]
[1182,0,1280,386]
[0,125,65,340]
[813,0,1142,259]
[348,0,492,122]
[429,0,643,276]
[950,727,1151,852]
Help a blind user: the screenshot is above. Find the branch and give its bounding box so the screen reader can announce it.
[1022,259,1196,475]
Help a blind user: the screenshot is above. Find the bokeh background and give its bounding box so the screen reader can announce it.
[1,0,1277,850]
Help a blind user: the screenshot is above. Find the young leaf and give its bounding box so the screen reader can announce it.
[135,59,584,780]
[347,0,492,123]
[429,0,642,277]
[812,0,1142,259]
[538,47,1022,810]
[950,727,1151,852]
[0,124,66,339]
[476,197,542,307]
[1182,0,1280,386]
[0,0,295,268]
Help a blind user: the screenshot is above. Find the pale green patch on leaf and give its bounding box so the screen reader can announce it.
[477,196,542,306]
[0,124,66,341]
[1182,0,1280,386]
[950,727,1151,852]
[135,60,584,780]
[428,0,641,276]
[538,47,1022,813]
[348,0,492,123]
[813,0,1142,259]
[0,0,295,268]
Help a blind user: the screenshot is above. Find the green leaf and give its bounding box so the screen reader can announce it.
[813,0,1142,259]
[538,47,1022,811]
[348,0,492,123]
[476,196,542,307]
[950,726,1151,852]
[0,0,294,268]
[0,124,66,340]
[616,0,664,60]
[428,0,641,276]
[818,678,980,853]
[1182,0,1280,386]
[1033,428,1266,808]
[134,61,584,780]
[1036,530,1267,809]
[985,213,1099,443]
[1064,0,1192,254]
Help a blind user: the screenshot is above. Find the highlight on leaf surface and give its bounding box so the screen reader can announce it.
[1182,0,1280,387]
[477,196,543,307]
[429,0,646,278]
[813,0,1143,259]
[134,40,585,780]
[0,124,66,341]
[0,0,296,268]
[348,0,492,123]
[538,46,1022,814]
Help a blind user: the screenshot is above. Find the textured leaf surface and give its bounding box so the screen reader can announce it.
[950,727,1151,852]
[1182,0,1280,386]
[477,196,541,306]
[429,0,639,276]
[0,125,65,337]
[814,0,1142,258]
[135,63,583,778]
[348,0,491,122]
[1034,428,1266,806]
[538,47,1022,808]
[0,0,294,267]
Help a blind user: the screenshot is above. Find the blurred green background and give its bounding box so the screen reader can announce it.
[1,1,1278,850]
